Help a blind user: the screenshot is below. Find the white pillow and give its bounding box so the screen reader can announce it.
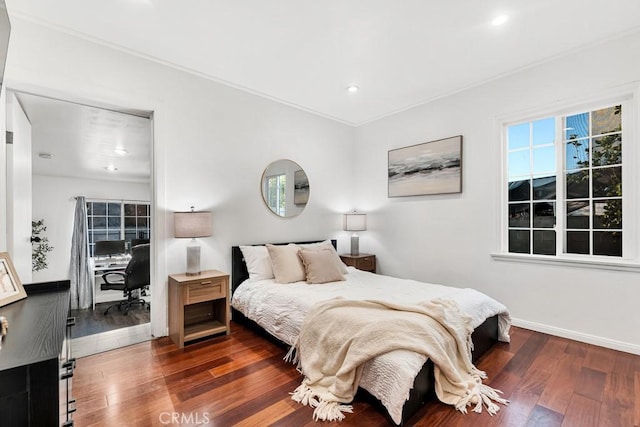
[266,244,306,284]
[239,245,274,280]
[299,240,348,274]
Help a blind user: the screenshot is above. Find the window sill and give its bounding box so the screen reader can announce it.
[490,252,640,272]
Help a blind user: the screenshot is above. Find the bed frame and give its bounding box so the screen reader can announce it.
[230,240,498,425]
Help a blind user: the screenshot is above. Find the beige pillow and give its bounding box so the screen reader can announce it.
[298,240,348,274]
[298,248,346,284]
[266,244,306,284]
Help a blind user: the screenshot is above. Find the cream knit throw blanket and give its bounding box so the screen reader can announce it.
[287,297,508,422]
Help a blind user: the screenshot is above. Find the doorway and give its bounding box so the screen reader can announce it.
[7,90,154,356]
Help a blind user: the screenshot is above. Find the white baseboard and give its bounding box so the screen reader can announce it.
[511,317,640,356]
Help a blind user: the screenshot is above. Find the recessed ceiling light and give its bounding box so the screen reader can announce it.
[491,15,509,26]
[114,148,128,155]
[38,152,54,159]
[347,85,359,93]
[105,165,118,172]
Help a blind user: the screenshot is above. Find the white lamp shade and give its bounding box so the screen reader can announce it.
[344,213,367,231]
[174,211,213,238]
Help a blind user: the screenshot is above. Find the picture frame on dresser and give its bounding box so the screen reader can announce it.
[0,252,27,308]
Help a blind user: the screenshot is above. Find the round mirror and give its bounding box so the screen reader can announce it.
[261,159,309,218]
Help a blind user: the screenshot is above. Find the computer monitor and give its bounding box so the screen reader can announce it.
[94,240,126,257]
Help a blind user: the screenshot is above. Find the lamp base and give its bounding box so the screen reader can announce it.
[350,234,360,256]
[186,244,201,276]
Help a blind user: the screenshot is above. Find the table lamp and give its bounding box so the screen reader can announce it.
[344,211,367,256]
[174,207,213,276]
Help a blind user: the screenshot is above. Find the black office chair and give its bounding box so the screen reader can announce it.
[101,243,150,315]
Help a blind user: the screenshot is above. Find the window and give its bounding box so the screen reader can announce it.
[87,200,151,257]
[504,99,629,260]
[265,174,286,216]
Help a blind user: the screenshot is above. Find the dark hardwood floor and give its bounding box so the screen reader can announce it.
[73,322,640,426]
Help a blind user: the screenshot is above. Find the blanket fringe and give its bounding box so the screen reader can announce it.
[290,384,353,422]
[454,382,509,416]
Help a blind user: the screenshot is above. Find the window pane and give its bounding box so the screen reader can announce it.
[532,118,555,146]
[508,179,530,202]
[93,216,107,228]
[86,203,93,215]
[108,217,121,228]
[125,231,136,241]
[509,203,530,228]
[566,201,590,229]
[125,217,136,229]
[593,231,622,257]
[108,232,120,240]
[137,218,148,228]
[533,146,555,175]
[593,199,622,229]
[592,166,622,197]
[565,138,589,170]
[508,150,530,178]
[137,204,148,216]
[566,231,589,254]
[509,230,530,254]
[92,202,106,215]
[565,112,589,140]
[533,202,555,228]
[592,105,621,136]
[533,230,556,255]
[566,170,589,199]
[592,134,621,166]
[108,203,121,216]
[93,232,107,242]
[508,123,530,150]
[124,204,136,216]
[532,176,556,200]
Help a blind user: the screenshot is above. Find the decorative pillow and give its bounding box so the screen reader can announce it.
[298,249,346,284]
[239,245,274,280]
[298,240,349,274]
[266,244,306,284]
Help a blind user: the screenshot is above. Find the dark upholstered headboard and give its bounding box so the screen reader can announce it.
[231,239,337,293]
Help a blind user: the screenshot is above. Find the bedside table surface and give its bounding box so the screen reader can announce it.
[169,269,228,283]
[339,253,374,259]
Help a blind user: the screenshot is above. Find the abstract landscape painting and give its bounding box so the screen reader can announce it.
[388,135,462,197]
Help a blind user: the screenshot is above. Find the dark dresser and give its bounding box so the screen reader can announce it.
[0,280,75,426]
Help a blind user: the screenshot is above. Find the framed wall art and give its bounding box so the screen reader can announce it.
[0,252,27,308]
[388,135,462,197]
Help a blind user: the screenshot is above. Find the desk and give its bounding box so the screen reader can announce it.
[90,257,130,310]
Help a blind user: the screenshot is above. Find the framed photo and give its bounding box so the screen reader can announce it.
[294,169,310,205]
[0,252,27,308]
[388,135,462,197]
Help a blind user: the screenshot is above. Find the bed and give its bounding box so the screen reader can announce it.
[230,240,510,425]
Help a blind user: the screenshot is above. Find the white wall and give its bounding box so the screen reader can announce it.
[354,32,640,353]
[6,92,32,282]
[31,175,150,283]
[5,17,355,336]
[0,87,6,251]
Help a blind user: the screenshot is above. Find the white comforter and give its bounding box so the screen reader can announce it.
[231,267,511,424]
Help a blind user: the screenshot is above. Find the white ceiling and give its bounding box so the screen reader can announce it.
[15,92,151,182]
[7,0,640,126]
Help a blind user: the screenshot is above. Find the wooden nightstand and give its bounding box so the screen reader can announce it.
[340,254,376,273]
[169,270,230,348]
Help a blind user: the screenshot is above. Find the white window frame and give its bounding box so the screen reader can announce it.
[492,88,640,271]
[86,198,151,257]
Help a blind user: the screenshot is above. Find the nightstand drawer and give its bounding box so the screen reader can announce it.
[186,279,225,304]
[357,256,375,271]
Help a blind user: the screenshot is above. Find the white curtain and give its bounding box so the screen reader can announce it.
[69,196,92,309]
